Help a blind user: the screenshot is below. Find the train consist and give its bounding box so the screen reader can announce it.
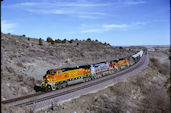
[40,49,145,92]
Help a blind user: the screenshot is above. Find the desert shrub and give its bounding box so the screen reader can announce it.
[22,34,26,37]
[47,37,55,45]
[47,37,53,43]
[51,40,55,45]
[111,106,123,113]
[76,43,79,46]
[104,42,108,45]
[23,76,36,88]
[62,39,67,43]
[48,50,54,56]
[110,82,129,97]
[168,85,171,96]
[55,39,62,43]
[150,57,159,68]
[150,57,157,62]
[158,63,169,75]
[69,39,74,43]
[16,62,24,68]
[75,38,78,41]
[17,75,24,82]
[135,76,145,89]
[87,38,91,41]
[150,57,169,75]
[95,39,98,42]
[27,38,30,41]
[2,105,29,113]
[6,66,15,73]
[119,46,123,49]
[90,94,123,113]
[39,38,43,45]
[35,80,42,84]
[142,85,170,112]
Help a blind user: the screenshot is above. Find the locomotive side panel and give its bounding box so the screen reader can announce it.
[54,70,69,83]
[91,61,110,75]
[63,68,91,80]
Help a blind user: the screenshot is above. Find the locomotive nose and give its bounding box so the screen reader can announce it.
[43,74,48,78]
[42,74,49,86]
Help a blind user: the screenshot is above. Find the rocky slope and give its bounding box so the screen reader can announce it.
[1,33,139,101]
[1,33,170,113]
[2,45,170,113]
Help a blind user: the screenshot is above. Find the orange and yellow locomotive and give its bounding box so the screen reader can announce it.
[40,49,145,92]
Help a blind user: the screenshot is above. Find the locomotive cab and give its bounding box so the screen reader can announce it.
[42,69,62,87]
[46,69,62,76]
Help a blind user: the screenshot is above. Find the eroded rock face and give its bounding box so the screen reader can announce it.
[1,33,139,101]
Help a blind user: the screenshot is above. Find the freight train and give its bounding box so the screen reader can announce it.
[38,50,144,92]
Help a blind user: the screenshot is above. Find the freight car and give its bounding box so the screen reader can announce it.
[38,50,144,92]
[42,65,91,91]
[132,50,144,62]
[90,61,111,78]
[117,58,130,70]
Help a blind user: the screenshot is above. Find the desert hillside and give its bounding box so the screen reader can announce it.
[36,46,170,113]
[1,33,140,101]
[1,33,170,113]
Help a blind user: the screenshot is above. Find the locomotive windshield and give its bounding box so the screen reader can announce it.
[46,70,50,74]
[119,58,124,60]
[114,60,118,62]
[46,70,56,75]
[51,72,56,75]
[57,72,61,75]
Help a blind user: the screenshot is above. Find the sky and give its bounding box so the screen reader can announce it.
[1,0,170,46]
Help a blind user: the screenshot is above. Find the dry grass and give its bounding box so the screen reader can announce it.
[150,57,170,75]
[16,62,24,68]
[150,57,160,68]
[142,85,170,113]
[158,63,170,75]
[89,94,123,113]
[1,104,29,113]
[6,66,15,73]
[23,76,36,88]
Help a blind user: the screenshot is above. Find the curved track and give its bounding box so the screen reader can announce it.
[2,51,149,111]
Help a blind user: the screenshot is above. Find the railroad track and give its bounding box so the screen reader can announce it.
[2,51,149,110]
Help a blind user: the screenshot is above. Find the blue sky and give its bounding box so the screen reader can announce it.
[1,0,170,46]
